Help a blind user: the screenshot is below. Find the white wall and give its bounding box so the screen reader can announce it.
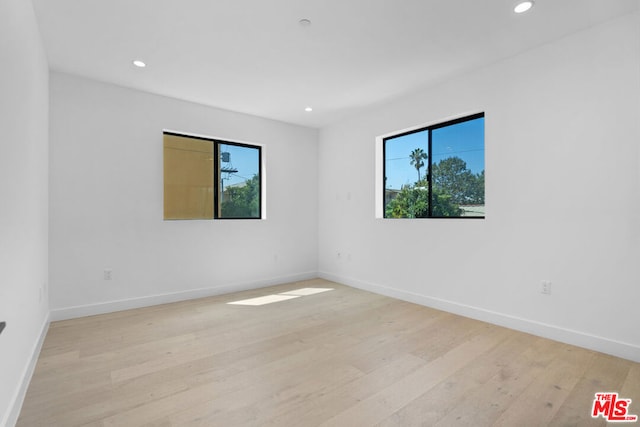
[0,0,50,425]
[318,12,640,361]
[49,73,318,318]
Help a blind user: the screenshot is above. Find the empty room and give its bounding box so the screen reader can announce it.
[1,0,639,426]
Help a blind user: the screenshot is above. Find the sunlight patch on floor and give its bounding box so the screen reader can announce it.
[227,288,334,306]
[227,294,300,306]
[280,288,334,296]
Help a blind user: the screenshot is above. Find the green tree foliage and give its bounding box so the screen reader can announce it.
[409,148,427,182]
[432,157,484,205]
[385,154,484,218]
[386,184,429,218]
[220,174,260,218]
[385,179,461,218]
[468,170,484,205]
[431,189,463,217]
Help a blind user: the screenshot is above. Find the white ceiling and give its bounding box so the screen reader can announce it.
[32,0,638,128]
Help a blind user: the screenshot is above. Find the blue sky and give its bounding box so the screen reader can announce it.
[219,143,259,187]
[385,117,484,190]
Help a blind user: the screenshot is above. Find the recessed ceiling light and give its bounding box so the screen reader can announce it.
[132,60,146,68]
[305,107,313,112]
[514,1,534,13]
[299,18,311,27]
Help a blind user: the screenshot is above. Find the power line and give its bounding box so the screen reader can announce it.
[433,148,484,156]
[387,148,483,162]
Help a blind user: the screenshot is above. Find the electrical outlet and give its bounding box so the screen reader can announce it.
[104,269,113,280]
[541,280,551,295]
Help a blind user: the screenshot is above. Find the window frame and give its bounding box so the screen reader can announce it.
[382,112,485,219]
[163,131,263,220]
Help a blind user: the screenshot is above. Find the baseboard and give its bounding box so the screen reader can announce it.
[319,271,640,363]
[3,313,50,427]
[50,271,318,321]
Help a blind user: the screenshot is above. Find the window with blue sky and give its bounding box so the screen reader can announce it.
[384,113,484,218]
[164,132,261,220]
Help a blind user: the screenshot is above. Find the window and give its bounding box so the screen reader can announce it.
[383,113,484,218]
[163,132,262,220]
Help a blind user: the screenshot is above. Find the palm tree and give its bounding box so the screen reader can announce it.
[409,148,427,182]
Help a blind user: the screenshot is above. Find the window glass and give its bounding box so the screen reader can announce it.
[384,130,429,218]
[432,117,485,217]
[383,113,484,218]
[218,143,261,219]
[163,133,261,220]
[163,134,214,220]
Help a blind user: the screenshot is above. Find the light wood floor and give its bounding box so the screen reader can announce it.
[18,279,640,426]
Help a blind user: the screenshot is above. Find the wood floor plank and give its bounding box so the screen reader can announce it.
[265,352,427,427]
[168,359,363,426]
[376,329,536,426]
[430,336,560,426]
[16,279,640,427]
[318,326,509,427]
[491,343,594,426]
[548,353,632,426]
